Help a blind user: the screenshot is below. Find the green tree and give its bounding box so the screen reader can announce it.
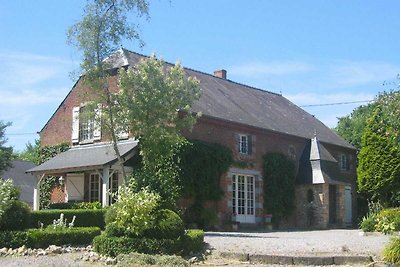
[0,121,13,173]
[17,139,40,164]
[263,152,295,225]
[335,103,376,149]
[118,55,201,207]
[67,0,149,180]
[357,91,400,206]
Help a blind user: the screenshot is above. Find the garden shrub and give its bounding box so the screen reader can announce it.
[48,202,75,209]
[143,209,185,239]
[93,234,182,257]
[30,209,105,229]
[360,214,377,232]
[72,201,102,209]
[181,229,204,255]
[375,208,400,234]
[117,252,189,267]
[0,200,31,231]
[0,230,28,248]
[383,237,400,264]
[27,227,101,248]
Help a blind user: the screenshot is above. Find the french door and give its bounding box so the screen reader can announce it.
[232,174,255,223]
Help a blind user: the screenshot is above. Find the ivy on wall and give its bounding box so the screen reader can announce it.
[263,152,295,225]
[38,143,70,209]
[178,140,233,227]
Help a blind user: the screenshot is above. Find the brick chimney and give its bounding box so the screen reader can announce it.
[214,69,227,79]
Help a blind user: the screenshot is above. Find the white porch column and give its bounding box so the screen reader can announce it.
[102,167,110,208]
[33,174,44,211]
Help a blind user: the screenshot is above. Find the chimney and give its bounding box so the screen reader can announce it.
[214,69,227,79]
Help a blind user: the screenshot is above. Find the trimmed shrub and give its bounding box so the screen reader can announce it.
[117,252,189,267]
[72,201,102,210]
[48,202,74,209]
[383,237,400,264]
[93,234,182,257]
[0,200,31,230]
[27,227,101,248]
[181,229,204,255]
[143,209,185,239]
[30,209,105,229]
[0,231,28,248]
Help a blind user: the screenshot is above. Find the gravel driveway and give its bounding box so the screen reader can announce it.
[204,229,390,258]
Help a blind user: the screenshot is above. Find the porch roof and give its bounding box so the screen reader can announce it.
[27,140,138,175]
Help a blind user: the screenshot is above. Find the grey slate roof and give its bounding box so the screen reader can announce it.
[0,160,36,207]
[27,140,138,174]
[116,49,354,149]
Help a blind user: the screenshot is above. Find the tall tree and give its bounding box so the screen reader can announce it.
[335,103,376,149]
[17,139,40,164]
[67,0,149,180]
[357,91,400,206]
[0,121,13,173]
[118,55,201,207]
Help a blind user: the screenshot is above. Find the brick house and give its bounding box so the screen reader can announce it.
[28,49,357,229]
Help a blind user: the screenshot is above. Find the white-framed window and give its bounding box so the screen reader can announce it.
[239,134,252,154]
[89,173,101,202]
[79,106,95,142]
[340,154,348,171]
[72,105,101,144]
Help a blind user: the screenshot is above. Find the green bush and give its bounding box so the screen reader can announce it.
[375,208,400,234]
[143,209,185,239]
[72,201,102,209]
[383,237,400,264]
[360,214,377,232]
[48,202,75,209]
[93,234,182,257]
[0,231,28,248]
[117,252,189,267]
[30,209,105,229]
[27,227,101,248]
[0,200,31,230]
[181,229,204,254]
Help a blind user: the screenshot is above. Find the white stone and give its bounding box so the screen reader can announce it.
[105,257,117,265]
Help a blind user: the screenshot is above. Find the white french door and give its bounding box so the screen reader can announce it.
[232,174,255,223]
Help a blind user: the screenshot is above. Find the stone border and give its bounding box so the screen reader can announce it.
[219,252,373,265]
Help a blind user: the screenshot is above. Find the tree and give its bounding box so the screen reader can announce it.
[335,103,376,149]
[67,0,150,180]
[17,139,40,164]
[0,121,13,173]
[357,91,400,206]
[118,55,201,207]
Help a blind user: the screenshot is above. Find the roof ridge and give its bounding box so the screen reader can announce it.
[121,48,282,97]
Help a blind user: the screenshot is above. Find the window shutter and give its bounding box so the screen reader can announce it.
[247,135,252,155]
[93,104,102,141]
[71,107,80,143]
[346,155,350,171]
[235,133,240,152]
[84,173,89,202]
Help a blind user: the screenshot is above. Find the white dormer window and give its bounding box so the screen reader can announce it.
[238,134,252,155]
[71,104,101,144]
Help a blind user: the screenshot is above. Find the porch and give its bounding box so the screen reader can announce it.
[27,140,138,210]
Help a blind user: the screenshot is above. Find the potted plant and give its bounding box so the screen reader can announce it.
[264,214,273,230]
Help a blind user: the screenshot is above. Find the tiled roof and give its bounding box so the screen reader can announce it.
[116,48,354,149]
[27,140,138,174]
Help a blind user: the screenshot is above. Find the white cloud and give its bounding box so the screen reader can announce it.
[0,87,69,106]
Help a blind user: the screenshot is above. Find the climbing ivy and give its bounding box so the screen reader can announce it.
[178,140,233,227]
[37,143,70,209]
[263,152,295,225]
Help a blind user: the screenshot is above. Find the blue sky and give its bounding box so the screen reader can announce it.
[1,1,400,151]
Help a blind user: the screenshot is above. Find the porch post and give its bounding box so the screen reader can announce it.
[33,174,44,211]
[102,167,110,208]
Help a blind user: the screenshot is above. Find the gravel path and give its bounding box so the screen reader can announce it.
[204,229,390,257]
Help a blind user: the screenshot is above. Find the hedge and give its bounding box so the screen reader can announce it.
[27,227,101,248]
[0,231,28,248]
[181,229,204,254]
[93,229,204,257]
[30,209,106,229]
[93,234,182,257]
[0,227,101,249]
